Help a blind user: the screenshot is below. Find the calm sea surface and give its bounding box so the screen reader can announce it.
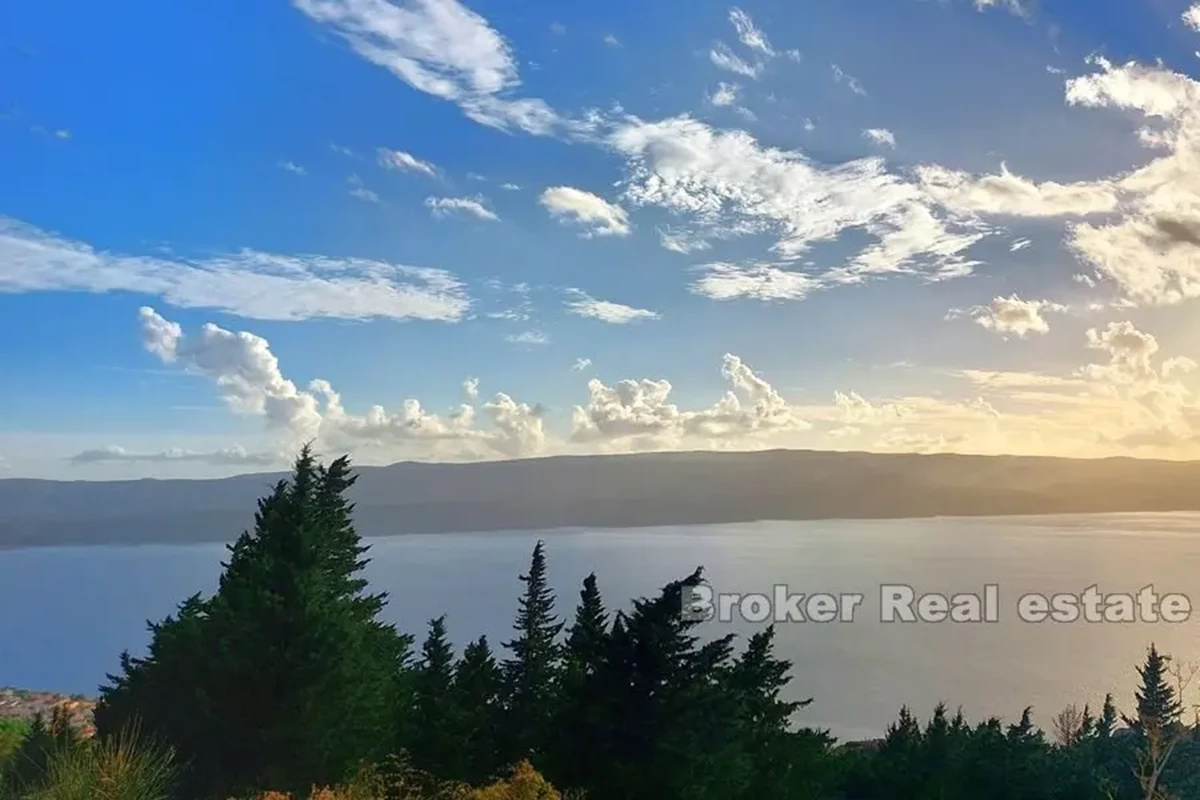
[3,513,1200,741]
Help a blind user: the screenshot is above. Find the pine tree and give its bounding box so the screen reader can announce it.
[411,616,458,779]
[454,635,504,784]
[501,540,563,766]
[550,573,611,791]
[96,448,403,798]
[1096,693,1118,739]
[1126,643,1182,733]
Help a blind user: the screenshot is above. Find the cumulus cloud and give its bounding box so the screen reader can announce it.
[293,0,564,136]
[966,295,1067,338]
[564,289,661,323]
[0,217,469,322]
[539,186,630,237]
[974,0,1033,16]
[425,195,499,221]
[916,51,1200,308]
[70,445,278,466]
[1186,3,1200,31]
[377,147,437,176]
[463,377,480,400]
[140,307,548,459]
[863,128,896,148]
[571,353,809,449]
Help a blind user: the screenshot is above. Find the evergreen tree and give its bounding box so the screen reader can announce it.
[1096,693,1118,739]
[96,448,403,798]
[454,635,504,784]
[411,616,458,779]
[1126,643,1182,733]
[549,573,610,791]
[501,540,563,766]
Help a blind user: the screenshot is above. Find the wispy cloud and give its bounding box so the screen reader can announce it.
[831,63,867,96]
[278,160,308,175]
[565,289,661,323]
[426,195,499,221]
[377,147,437,177]
[294,0,564,136]
[347,174,380,203]
[0,216,469,322]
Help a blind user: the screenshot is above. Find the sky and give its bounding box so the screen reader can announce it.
[5,0,1200,479]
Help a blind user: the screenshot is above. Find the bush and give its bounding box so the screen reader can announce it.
[11,724,176,800]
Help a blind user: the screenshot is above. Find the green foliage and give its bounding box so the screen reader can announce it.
[0,719,31,771]
[1,722,175,800]
[500,541,563,768]
[74,448,1200,800]
[96,447,404,799]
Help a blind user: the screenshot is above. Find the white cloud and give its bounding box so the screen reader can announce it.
[831,64,866,96]
[974,0,1032,16]
[141,307,548,459]
[293,0,564,136]
[500,182,521,190]
[966,295,1067,338]
[571,357,593,372]
[463,377,480,400]
[658,228,712,254]
[728,7,774,56]
[1010,237,1032,251]
[539,186,631,236]
[71,445,278,466]
[377,147,437,176]
[1082,321,1160,385]
[330,143,358,157]
[917,163,1118,217]
[278,160,308,175]
[611,116,982,286]
[603,33,621,47]
[0,217,469,322]
[564,289,661,323]
[709,42,762,79]
[709,82,740,107]
[920,54,1200,308]
[571,353,809,449]
[425,195,499,221]
[863,128,896,148]
[690,263,820,301]
[505,330,548,345]
[1186,3,1200,31]
[348,173,381,203]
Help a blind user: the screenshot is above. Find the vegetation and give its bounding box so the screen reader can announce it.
[3,449,1200,799]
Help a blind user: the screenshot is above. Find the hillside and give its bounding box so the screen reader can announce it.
[4,448,1200,548]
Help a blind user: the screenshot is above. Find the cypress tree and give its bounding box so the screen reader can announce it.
[501,540,563,766]
[97,448,403,798]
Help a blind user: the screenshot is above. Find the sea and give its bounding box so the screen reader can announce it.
[2,512,1199,742]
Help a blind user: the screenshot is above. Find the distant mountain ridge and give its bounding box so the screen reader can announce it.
[3,449,1200,548]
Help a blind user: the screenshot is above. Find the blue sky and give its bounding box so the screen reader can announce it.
[5,0,1200,478]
